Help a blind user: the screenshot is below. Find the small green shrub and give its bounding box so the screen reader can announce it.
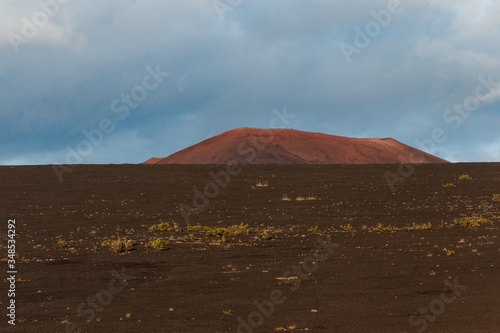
[148,222,180,232]
[261,231,272,240]
[453,217,492,228]
[145,239,170,251]
[493,194,500,201]
[57,239,68,248]
[102,237,136,253]
[340,224,354,232]
[309,226,319,234]
[281,194,291,201]
[442,183,456,188]
[187,223,249,237]
[404,222,433,230]
[458,174,472,180]
[372,223,399,231]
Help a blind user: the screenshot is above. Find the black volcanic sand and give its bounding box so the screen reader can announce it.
[1,163,499,333]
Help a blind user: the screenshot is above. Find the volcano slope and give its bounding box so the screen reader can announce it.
[145,128,449,165]
[1,163,499,332]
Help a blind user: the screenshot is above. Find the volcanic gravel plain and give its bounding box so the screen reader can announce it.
[1,163,499,332]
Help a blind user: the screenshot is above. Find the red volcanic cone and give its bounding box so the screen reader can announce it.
[143,157,162,164]
[144,128,449,165]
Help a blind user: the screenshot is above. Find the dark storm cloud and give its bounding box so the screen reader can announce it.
[0,0,499,164]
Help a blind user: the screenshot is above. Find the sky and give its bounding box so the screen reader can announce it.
[1,0,499,165]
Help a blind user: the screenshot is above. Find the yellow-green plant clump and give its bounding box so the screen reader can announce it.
[145,239,170,251]
[187,223,249,237]
[453,217,492,228]
[148,222,181,232]
[404,222,433,230]
[102,237,136,253]
[340,224,354,232]
[372,223,399,231]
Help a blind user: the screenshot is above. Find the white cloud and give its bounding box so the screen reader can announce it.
[0,1,87,53]
[480,85,500,104]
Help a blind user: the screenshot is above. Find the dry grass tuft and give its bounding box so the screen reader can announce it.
[256,179,269,187]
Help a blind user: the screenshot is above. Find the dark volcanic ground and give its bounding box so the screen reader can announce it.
[0,163,499,333]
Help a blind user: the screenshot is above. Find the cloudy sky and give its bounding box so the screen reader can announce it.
[1,0,499,165]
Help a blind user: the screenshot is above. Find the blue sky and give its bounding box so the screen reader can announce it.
[1,0,499,165]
